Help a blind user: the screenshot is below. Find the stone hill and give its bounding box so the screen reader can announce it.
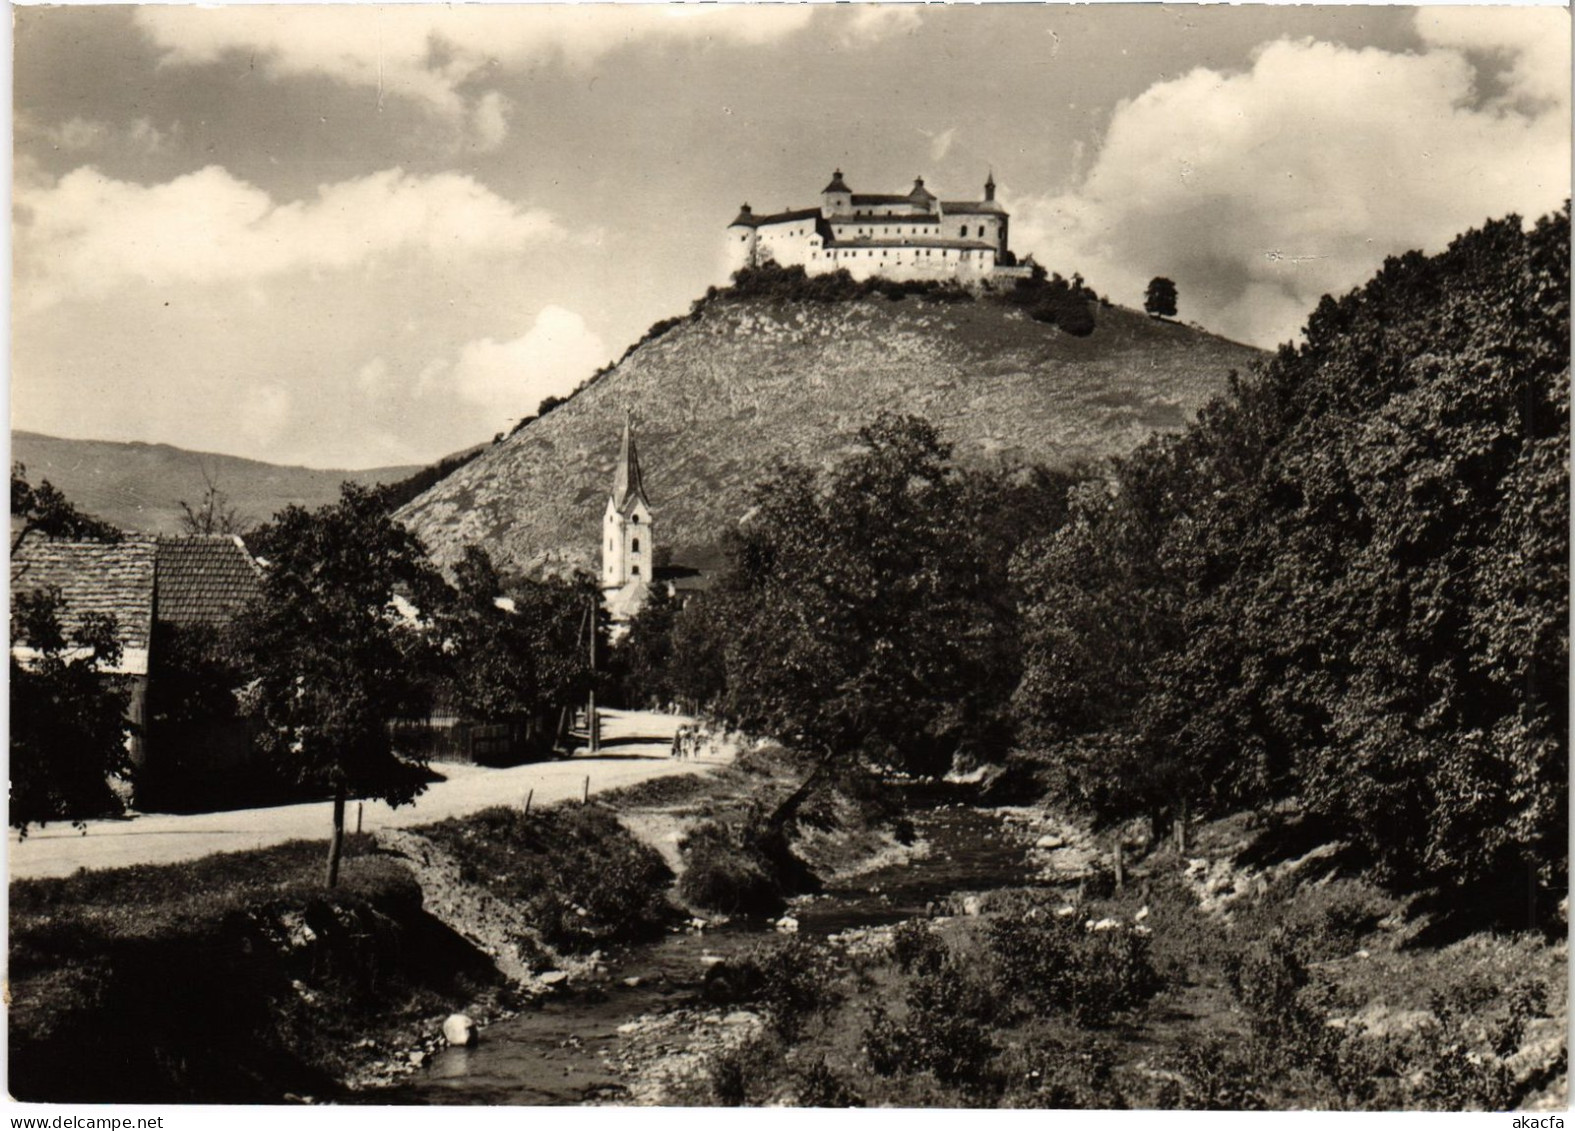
[397,294,1266,575]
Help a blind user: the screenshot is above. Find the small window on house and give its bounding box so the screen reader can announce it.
[631,514,639,524]
[632,538,640,552]
[959,225,967,237]
[631,565,640,577]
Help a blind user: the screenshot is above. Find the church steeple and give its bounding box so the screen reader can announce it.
[611,411,649,515]
[604,413,654,602]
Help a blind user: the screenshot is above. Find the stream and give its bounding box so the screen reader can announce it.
[372,793,1050,1105]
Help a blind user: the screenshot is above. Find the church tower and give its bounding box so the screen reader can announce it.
[602,413,652,597]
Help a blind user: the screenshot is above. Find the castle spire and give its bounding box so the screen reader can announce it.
[611,411,649,514]
[985,169,996,201]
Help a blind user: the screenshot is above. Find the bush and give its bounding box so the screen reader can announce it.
[757,937,844,1041]
[792,1057,864,1107]
[423,805,674,951]
[677,818,785,914]
[988,912,1161,1026]
[999,1038,1128,1109]
[864,954,1001,1091]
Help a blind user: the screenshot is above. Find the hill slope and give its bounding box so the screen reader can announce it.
[399,296,1265,573]
[10,432,420,536]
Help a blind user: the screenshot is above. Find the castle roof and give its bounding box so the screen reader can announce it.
[941,199,1007,215]
[831,213,941,226]
[849,193,918,206]
[611,414,650,516]
[821,169,852,194]
[909,177,936,202]
[744,207,823,228]
[729,204,757,227]
[826,237,998,251]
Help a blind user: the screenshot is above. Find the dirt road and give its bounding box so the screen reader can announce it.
[9,709,729,881]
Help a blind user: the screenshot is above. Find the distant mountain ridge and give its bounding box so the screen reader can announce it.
[10,431,421,536]
[398,291,1267,575]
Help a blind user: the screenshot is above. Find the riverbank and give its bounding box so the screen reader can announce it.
[10,752,1567,1109]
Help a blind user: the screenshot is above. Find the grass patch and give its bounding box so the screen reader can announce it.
[10,836,502,1103]
[420,803,675,951]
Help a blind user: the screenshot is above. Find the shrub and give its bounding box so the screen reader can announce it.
[988,912,1162,1026]
[677,817,785,914]
[708,1031,784,1106]
[423,805,674,951]
[1163,1033,1269,1110]
[863,955,1001,1091]
[757,937,844,1041]
[890,920,949,976]
[792,1057,864,1107]
[999,1038,1128,1109]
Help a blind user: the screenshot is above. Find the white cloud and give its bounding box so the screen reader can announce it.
[135,5,816,146]
[469,92,512,154]
[22,114,169,156]
[927,126,958,163]
[16,166,565,308]
[1012,9,1570,347]
[448,306,609,423]
[837,6,924,47]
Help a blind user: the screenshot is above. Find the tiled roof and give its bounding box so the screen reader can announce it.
[941,200,1007,215]
[850,193,918,206]
[10,537,157,651]
[822,170,852,194]
[826,237,997,251]
[154,535,264,627]
[749,208,823,227]
[832,214,940,227]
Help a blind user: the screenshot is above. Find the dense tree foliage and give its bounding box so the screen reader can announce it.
[443,545,596,724]
[1015,207,1570,894]
[228,483,450,885]
[1145,277,1178,319]
[11,463,122,553]
[651,414,1079,774]
[10,588,133,833]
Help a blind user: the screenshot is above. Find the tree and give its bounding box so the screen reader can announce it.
[177,467,246,536]
[11,463,121,554]
[228,483,449,886]
[10,588,133,834]
[444,544,595,726]
[687,413,1076,778]
[1145,277,1178,319]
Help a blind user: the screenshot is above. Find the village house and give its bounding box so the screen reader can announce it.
[10,533,265,808]
[725,169,1034,285]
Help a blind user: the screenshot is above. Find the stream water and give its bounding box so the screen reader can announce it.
[374,793,1048,1105]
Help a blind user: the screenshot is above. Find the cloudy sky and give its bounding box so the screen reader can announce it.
[12,4,1570,469]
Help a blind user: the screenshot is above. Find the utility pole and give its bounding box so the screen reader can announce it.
[587,593,600,754]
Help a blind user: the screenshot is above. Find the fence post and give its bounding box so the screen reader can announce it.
[355,802,363,836]
[583,775,590,805]
[525,788,533,814]
[1114,840,1125,891]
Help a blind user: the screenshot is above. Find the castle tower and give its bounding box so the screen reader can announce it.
[602,413,652,596]
[821,169,853,217]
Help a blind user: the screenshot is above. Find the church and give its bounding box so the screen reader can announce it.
[725,169,1032,285]
[601,413,653,626]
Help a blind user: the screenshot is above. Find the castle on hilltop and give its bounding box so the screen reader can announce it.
[726,170,1032,286]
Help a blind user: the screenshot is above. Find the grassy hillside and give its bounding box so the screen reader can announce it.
[399,294,1265,573]
[10,431,420,535]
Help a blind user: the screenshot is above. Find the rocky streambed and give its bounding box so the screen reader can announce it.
[363,798,1091,1105]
